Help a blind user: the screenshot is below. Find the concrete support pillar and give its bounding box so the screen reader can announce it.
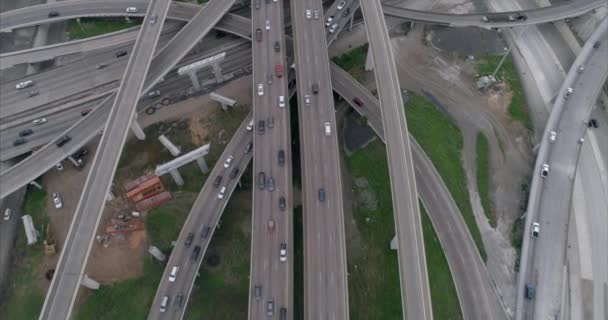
[365,46,374,71]
[81,274,100,290]
[348,14,354,32]
[131,119,146,140]
[212,62,224,84]
[187,71,201,91]
[67,156,80,167]
[170,169,184,186]
[29,180,43,190]
[158,135,181,156]
[196,157,209,174]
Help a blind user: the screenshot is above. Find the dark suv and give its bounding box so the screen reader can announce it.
[277,150,285,166]
[56,135,71,147]
[257,120,265,134]
[185,232,194,247]
[191,245,201,261]
[115,50,128,58]
[318,188,326,202]
[258,172,266,190]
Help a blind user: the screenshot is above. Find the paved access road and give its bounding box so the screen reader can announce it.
[147,114,253,320]
[359,1,432,319]
[38,0,171,318]
[290,0,350,318]
[248,0,294,319]
[517,18,608,320]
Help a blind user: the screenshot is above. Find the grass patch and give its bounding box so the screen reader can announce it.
[477,55,531,129]
[67,18,141,40]
[146,192,198,252]
[331,44,369,83]
[475,132,495,227]
[421,204,464,320]
[185,197,251,319]
[405,94,487,261]
[0,187,48,320]
[346,141,403,319]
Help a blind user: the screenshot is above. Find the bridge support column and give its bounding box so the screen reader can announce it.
[81,274,100,290]
[29,180,43,190]
[170,169,184,186]
[365,46,374,71]
[158,135,181,157]
[131,119,146,140]
[196,157,209,174]
[187,70,202,91]
[348,14,354,32]
[390,235,398,250]
[67,156,81,168]
[212,62,225,84]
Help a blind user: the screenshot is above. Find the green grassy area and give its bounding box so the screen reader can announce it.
[0,188,48,320]
[146,192,198,252]
[331,44,369,83]
[421,204,464,320]
[185,198,251,319]
[475,132,495,227]
[67,18,141,40]
[478,55,531,129]
[405,94,487,261]
[346,141,404,319]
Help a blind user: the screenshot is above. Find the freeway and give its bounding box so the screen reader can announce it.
[147,114,253,320]
[383,0,606,28]
[248,0,294,319]
[516,17,608,320]
[290,0,350,318]
[359,1,432,319]
[38,0,171,318]
[323,0,359,45]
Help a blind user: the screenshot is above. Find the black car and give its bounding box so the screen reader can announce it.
[191,245,201,261]
[593,41,601,49]
[280,307,287,320]
[279,197,286,211]
[200,225,211,239]
[48,11,59,17]
[277,150,285,166]
[213,176,222,188]
[115,50,128,58]
[174,295,184,308]
[274,41,280,52]
[56,135,71,147]
[19,129,33,137]
[342,7,351,17]
[312,83,319,94]
[244,142,253,154]
[214,30,226,39]
[185,232,194,247]
[258,172,266,190]
[13,138,26,146]
[257,120,265,135]
[81,109,91,116]
[318,188,326,202]
[230,168,240,179]
[588,118,599,128]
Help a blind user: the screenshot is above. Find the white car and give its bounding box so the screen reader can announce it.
[278,95,285,108]
[32,117,47,125]
[16,80,34,90]
[3,208,11,221]
[217,186,226,200]
[247,119,254,131]
[169,266,179,282]
[304,94,311,106]
[564,87,573,99]
[257,83,264,96]
[548,131,557,143]
[329,23,338,34]
[305,9,312,19]
[324,122,331,136]
[279,243,287,262]
[325,16,334,27]
[125,7,138,13]
[265,20,271,31]
[147,90,160,98]
[313,10,320,19]
[223,155,234,168]
[337,0,346,10]
[52,192,63,209]
[531,222,540,238]
[541,164,550,178]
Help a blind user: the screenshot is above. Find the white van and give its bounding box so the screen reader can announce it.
[160,295,169,312]
[324,122,331,136]
[278,95,285,108]
[217,186,226,200]
[169,266,179,282]
[3,208,12,221]
[16,80,34,90]
[247,119,254,131]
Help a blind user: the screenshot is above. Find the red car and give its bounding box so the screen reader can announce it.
[275,64,283,78]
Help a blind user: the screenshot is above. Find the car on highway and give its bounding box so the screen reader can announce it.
[96,63,107,69]
[268,177,275,192]
[274,41,280,52]
[160,295,169,313]
[245,142,253,154]
[280,307,287,320]
[324,122,331,136]
[279,243,287,262]
[254,0,260,9]
[577,65,585,73]
[353,97,363,107]
[149,15,157,25]
[217,186,226,199]
[257,120,265,134]
[265,19,271,31]
[147,90,160,98]
[267,73,273,85]
[48,11,59,17]
[325,16,334,27]
[174,294,184,309]
[279,196,286,211]
[200,225,211,239]
[531,222,540,238]
[213,176,222,188]
[191,245,201,261]
[337,0,346,10]
[81,109,91,116]
[268,117,274,129]
[125,7,138,13]
[564,87,573,99]
[275,64,283,78]
[258,83,264,96]
[169,266,179,282]
[593,41,601,49]
[256,28,262,42]
[223,155,234,168]
[267,300,275,317]
[28,90,39,97]
[312,83,319,94]
[32,118,47,125]
[588,119,599,128]
[306,9,312,19]
[247,119,254,131]
[304,94,311,106]
[278,150,285,166]
[329,23,338,34]
[230,168,240,179]
[258,172,266,190]
[342,7,351,17]
[115,50,128,58]
[548,131,557,143]
[278,95,285,108]
[15,80,34,90]
[52,192,63,209]
[540,164,550,178]
[56,135,71,147]
[3,208,12,221]
[185,232,194,247]
[318,188,326,202]
[525,284,536,299]
[254,285,262,300]
[314,10,320,19]
[267,219,275,232]
[13,138,26,147]
[19,129,33,137]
